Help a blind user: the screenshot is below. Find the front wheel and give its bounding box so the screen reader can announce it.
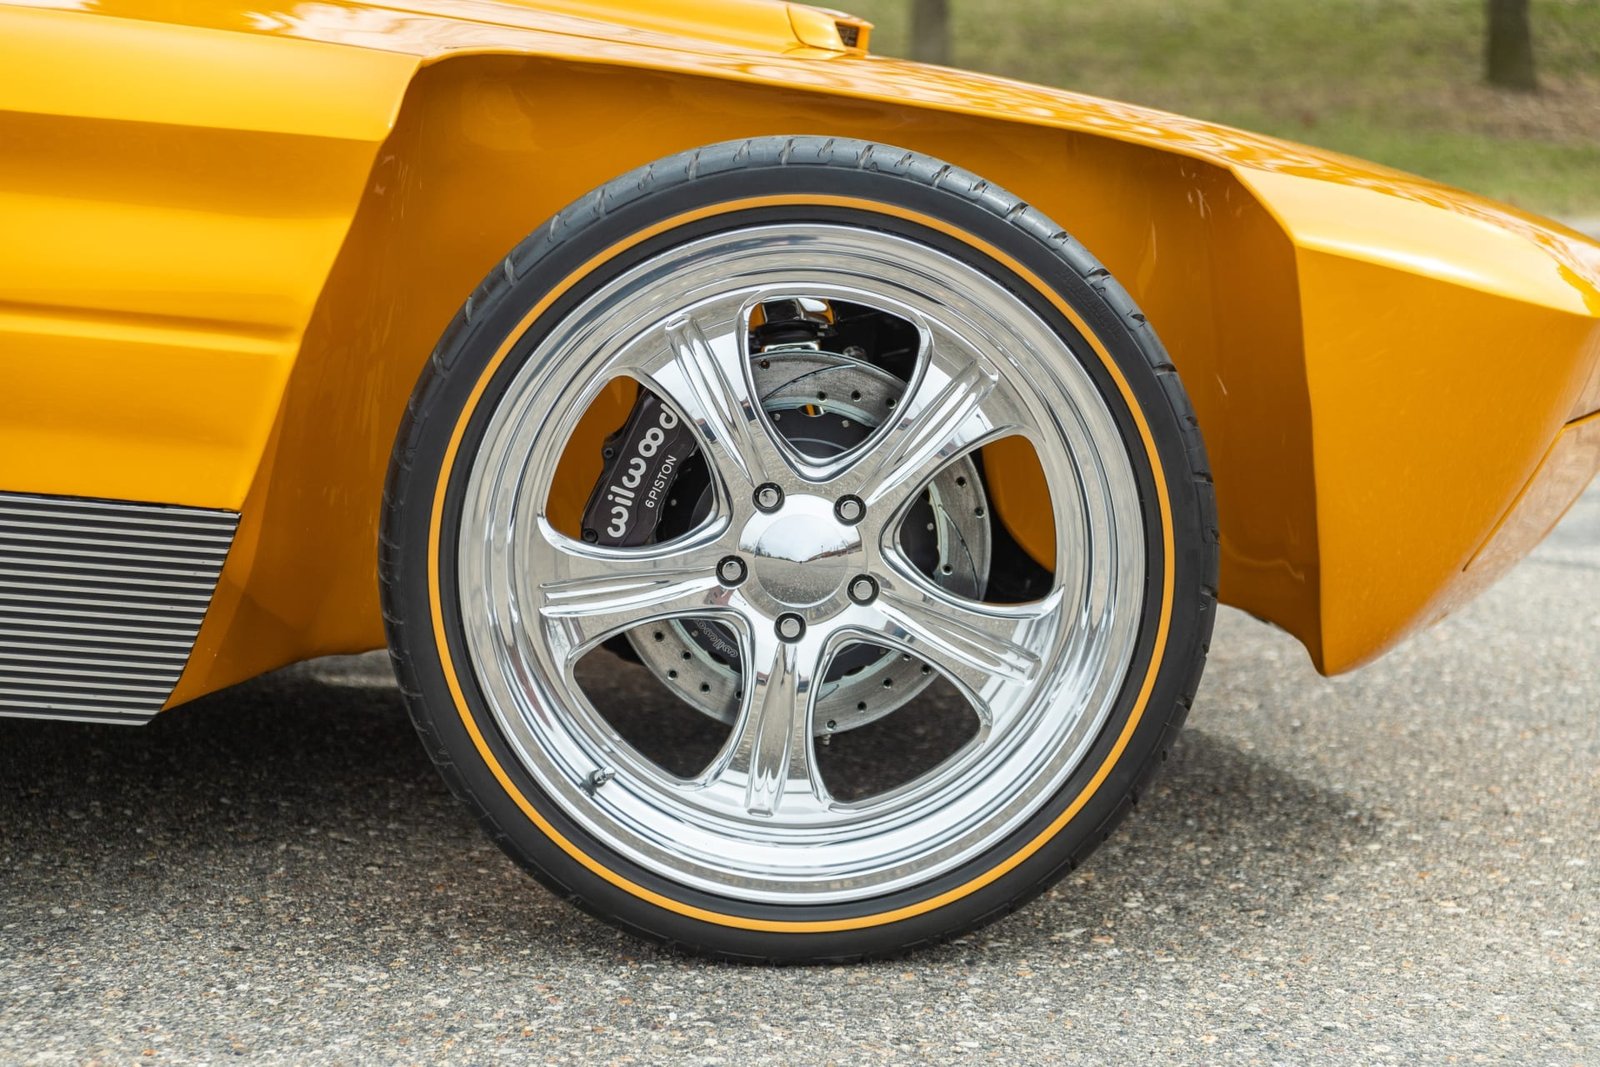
[381,137,1216,961]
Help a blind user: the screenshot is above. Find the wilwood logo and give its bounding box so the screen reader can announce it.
[602,405,681,538]
[584,391,694,547]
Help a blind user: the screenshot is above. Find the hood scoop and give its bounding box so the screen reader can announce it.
[787,4,871,51]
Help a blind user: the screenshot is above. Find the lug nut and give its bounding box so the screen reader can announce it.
[848,575,879,605]
[775,613,806,642]
[754,483,784,513]
[717,556,747,586]
[834,495,865,525]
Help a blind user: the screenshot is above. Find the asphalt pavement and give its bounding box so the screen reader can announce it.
[2,483,1597,1065]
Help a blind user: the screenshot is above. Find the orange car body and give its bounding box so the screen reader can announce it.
[1,0,1596,720]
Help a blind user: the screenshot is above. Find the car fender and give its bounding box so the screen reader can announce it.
[3,3,1591,700]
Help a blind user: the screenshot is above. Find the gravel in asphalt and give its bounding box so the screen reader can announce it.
[2,487,1597,1065]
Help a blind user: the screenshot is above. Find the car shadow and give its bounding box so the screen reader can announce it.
[0,655,1375,964]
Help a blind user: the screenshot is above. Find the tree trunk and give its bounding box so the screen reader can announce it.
[1486,0,1538,92]
[910,0,951,66]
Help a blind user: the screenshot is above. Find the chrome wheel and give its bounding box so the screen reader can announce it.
[622,348,990,733]
[387,136,1218,960]
[456,223,1146,904]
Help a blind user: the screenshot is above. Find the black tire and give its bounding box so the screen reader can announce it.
[381,136,1217,962]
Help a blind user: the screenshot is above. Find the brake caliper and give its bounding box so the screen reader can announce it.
[580,389,697,547]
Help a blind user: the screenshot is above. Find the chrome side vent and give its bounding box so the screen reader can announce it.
[0,492,238,724]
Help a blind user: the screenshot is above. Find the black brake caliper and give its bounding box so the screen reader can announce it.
[580,389,698,547]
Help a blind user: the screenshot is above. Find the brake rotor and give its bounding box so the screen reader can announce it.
[625,349,991,735]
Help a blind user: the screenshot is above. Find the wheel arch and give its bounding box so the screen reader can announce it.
[171,51,1321,704]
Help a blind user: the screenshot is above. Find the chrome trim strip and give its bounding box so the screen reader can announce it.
[0,637,192,660]
[0,556,227,579]
[0,657,185,678]
[1,698,173,719]
[0,616,201,636]
[0,588,214,609]
[0,492,238,724]
[0,603,208,626]
[5,682,176,699]
[0,499,236,519]
[0,516,237,540]
[0,566,226,593]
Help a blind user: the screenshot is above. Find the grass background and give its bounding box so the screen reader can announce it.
[846,0,1600,218]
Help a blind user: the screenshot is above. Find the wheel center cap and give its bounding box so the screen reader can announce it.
[739,494,860,608]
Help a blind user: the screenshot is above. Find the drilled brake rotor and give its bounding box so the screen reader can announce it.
[625,350,991,735]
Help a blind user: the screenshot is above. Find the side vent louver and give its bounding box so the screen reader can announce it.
[0,493,238,724]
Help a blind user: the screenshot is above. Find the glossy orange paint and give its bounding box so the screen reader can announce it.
[0,0,1594,701]
[1463,410,1600,596]
[0,5,414,508]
